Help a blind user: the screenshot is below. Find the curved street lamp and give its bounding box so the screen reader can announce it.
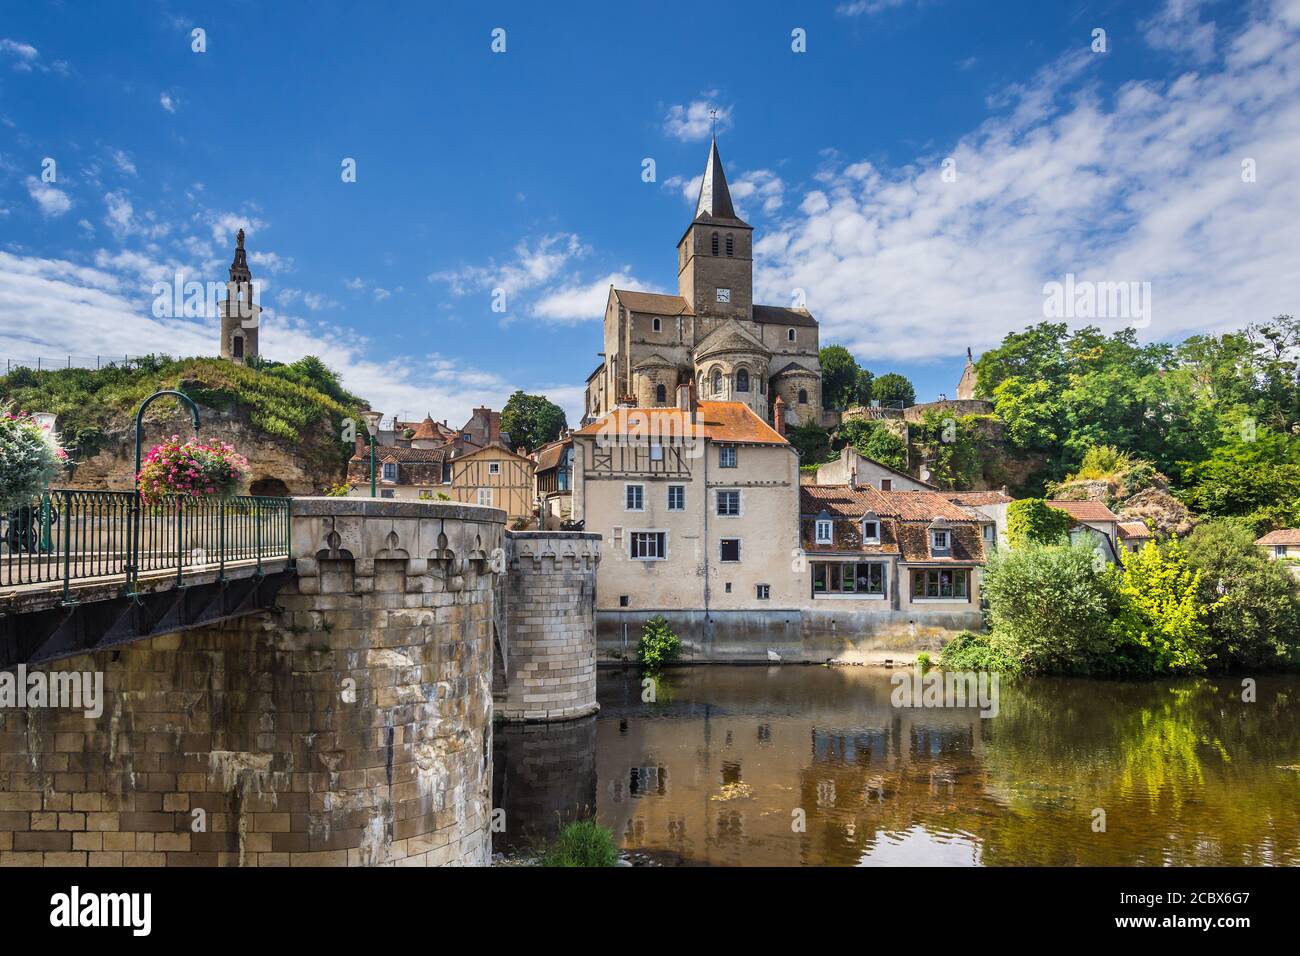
[128,390,201,591]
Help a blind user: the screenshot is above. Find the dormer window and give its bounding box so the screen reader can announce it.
[929,520,951,552]
[861,513,880,544]
[815,519,833,544]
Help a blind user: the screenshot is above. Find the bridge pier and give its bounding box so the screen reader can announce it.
[498,532,602,723]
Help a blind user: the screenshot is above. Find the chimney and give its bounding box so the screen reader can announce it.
[1001,484,1008,496]
[676,382,691,412]
[848,467,857,491]
[772,393,786,438]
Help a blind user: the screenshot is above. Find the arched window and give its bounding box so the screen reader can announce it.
[711,232,720,256]
[736,368,750,392]
[652,317,661,332]
[798,388,808,405]
[725,234,734,257]
[655,383,667,404]
[760,379,766,394]
[787,328,796,343]
[232,335,244,360]
[711,368,723,395]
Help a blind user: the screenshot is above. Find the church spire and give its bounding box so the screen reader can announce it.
[694,137,741,222]
[229,227,251,284]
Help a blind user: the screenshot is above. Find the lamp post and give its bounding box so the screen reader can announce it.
[129,391,201,591]
[362,410,383,498]
[33,412,57,554]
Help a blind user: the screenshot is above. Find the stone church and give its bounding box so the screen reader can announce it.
[583,139,824,427]
[218,228,260,365]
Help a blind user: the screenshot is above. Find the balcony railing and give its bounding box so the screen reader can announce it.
[1,490,291,599]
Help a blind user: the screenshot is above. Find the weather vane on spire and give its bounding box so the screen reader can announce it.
[710,108,717,139]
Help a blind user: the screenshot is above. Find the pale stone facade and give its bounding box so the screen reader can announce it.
[219,228,260,365]
[584,139,824,429]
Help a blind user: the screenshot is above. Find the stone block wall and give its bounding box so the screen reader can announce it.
[498,532,601,722]
[0,498,503,867]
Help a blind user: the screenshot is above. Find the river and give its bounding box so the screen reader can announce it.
[493,665,1300,866]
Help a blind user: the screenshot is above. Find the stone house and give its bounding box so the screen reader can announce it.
[534,437,574,529]
[946,490,1014,552]
[1256,529,1300,566]
[572,389,803,638]
[1118,520,1154,553]
[800,485,986,637]
[813,446,936,492]
[1048,499,1122,564]
[584,138,827,430]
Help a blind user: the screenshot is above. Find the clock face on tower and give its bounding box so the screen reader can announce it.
[716,288,731,303]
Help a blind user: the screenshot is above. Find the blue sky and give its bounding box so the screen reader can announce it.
[2,0,1298,426]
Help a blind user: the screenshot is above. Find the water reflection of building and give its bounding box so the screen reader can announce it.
[591,668,991,866]
[492,717,597,853]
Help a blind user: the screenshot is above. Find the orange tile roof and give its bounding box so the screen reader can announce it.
[1048,499,1120,523]
[409,416,444,441]
[801,484,894,517]
[575,401,787,445]
[1256,529,1300,546]
[946,490,1014,506]
[1118,521,1153,539]
[880,490,982,522]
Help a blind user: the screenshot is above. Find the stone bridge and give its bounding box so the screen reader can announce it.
[0,498,599,867]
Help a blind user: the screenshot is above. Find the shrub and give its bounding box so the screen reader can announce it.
[1108,539,1215,674]
[539,820,619,867]
[981,543,1118,674]
[1185,519,1300,669]
[938,631,1021,675]
[637,615,682,669]
[1006,498,1074,548]
[914,651,932,671]
[0,404,65,513]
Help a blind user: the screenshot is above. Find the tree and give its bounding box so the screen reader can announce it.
[1185,519,1300,669]
[1109,539,1214,675]
[787,421,833,465]
[871,372,915,408]
[981,543,1119,674]
[835,419,907,471]
[1178,427,1300,532]
[1006,498,1074,548]
[499,391,567,452]
[819,346,862,411]
[853,368,874,407]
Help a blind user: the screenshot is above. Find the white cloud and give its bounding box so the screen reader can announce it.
[249,250,293,274]
[663,95,732,142]
[25,176,72,217]
[1141,0,1217,64]
[159,91,178,113]
[108,148,137,176]
[0,38,39,69]
[533,272,663,324]
[750,0,1300,364]
[836,0,914,17]
[430,233,585,297]
[104,191,133,232]
[665,168,784,219]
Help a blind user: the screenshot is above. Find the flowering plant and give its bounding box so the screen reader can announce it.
[0,403,65,513]
[137,435,249,504]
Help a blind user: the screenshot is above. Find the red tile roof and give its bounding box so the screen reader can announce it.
[1256,529,1300,546]
[575,401,787,445]
[1118,521,1153,539]
[1048,499,1120,523]
[880,490,981,522]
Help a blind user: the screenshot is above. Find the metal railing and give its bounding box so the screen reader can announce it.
[1,490,291,599]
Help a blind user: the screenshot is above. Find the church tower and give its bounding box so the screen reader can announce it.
[676,138,753,323]
[219,228,261,365]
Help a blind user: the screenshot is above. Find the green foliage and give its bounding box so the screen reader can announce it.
[538,820,619,867]
[835,418,908,471]
[914,652,932,671]
[819,345,871,410]
[0,356,362,470]
[911,409,983,489]
[637,615,682,670]
[1178,427,1300,532]
[499,390,567,452]
[1108,540,1215,674]
[871,372,915,408]
[1072,445,1137,480]
[1006,498,1073,548]
[787,421,833,464]
[938,631,1021,675]
[1185,520,1300,669]
[980,543,1119,674]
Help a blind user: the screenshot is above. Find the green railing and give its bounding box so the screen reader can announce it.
[1,490,291,598]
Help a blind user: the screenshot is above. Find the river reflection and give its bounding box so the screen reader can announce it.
[493,666,1300,866]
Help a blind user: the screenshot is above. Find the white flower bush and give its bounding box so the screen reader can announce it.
[0,404,65,513]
